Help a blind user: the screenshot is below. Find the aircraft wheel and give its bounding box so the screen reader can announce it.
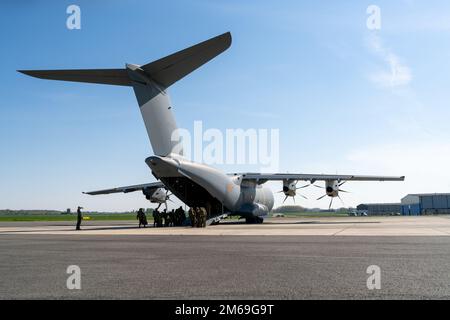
[245,217,264,224]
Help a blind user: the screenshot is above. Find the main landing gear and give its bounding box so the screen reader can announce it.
[245,216,264,224]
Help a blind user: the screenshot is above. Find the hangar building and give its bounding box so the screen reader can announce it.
[356,203,401,215]
[401,193,450,215]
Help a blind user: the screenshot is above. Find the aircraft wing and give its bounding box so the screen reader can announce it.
[239,173,405,184]
[83,182,165,195]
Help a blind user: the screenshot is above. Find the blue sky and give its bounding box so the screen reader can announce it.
[2,0,450,211]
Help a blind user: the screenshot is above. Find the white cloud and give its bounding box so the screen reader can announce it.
[366,33,412,88]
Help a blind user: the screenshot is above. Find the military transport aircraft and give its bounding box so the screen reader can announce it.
[19,32,404,224]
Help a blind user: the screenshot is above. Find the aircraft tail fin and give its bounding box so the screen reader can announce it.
[19,32,232,157]
[18,32,231,89]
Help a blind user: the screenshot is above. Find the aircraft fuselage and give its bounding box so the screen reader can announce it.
[146,155,274,220]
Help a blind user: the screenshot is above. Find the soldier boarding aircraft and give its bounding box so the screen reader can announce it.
[19,32,404,224]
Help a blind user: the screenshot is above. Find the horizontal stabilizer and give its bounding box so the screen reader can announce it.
[18,32,232,89]
[19,32,232,157]
[18,69,131,86]
[141,32,232,88]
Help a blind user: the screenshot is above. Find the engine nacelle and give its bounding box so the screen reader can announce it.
[282,179,297,197]
[325,180,340,197]
[317,180,347,209]
[142,187,167,203]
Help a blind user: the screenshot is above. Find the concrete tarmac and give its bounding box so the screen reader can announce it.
[1,216,450,236]
[1,216,450,299]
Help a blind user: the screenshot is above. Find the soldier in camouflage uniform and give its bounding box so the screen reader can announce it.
[169,209,175,227]
[195,207,202,227]
[173,207,180,226]
[193,207,199,227]
[179,206,186,226]
[136,208,148,228]
[155,209,162,227]
[162,209,167,227]
[200,207,208,227]
[152,209,157,227]
[188,207,195,227]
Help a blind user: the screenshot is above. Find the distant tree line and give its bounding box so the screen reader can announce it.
[0,209,138,216]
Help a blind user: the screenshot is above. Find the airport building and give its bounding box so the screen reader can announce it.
[357,193,450,216]
[401,193,450,215]
[356,203,401,216]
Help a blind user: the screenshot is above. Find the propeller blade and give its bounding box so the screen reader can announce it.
[283,195,288,203]
[277,190,284,193]
[338,181,347,187]
[299,194,308,199]
[293,196,295,203]
[314,184,324,189]
[317,194,327,200]
[329,197,334,209]
[296,184,309,189]
[338,189,350,193]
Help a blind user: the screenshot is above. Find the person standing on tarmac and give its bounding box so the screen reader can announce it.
[169,209,175,227]
[152,209,157,227]
[179,206,186,226]
[76,206,83,231]
[200,207,208,227]
[188,207,193,227]
[174,209,178,226]
[174,207,181,226]
[160,209,167,227]
[189,207,196,227]
[136,208,148,228]
[195,207,202,227]
[155,209,161,227]
[165,210,170,227]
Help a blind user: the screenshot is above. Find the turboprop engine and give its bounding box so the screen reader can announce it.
[316,180,349,209]
[279,179,309,203]
[142,187,172,209]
